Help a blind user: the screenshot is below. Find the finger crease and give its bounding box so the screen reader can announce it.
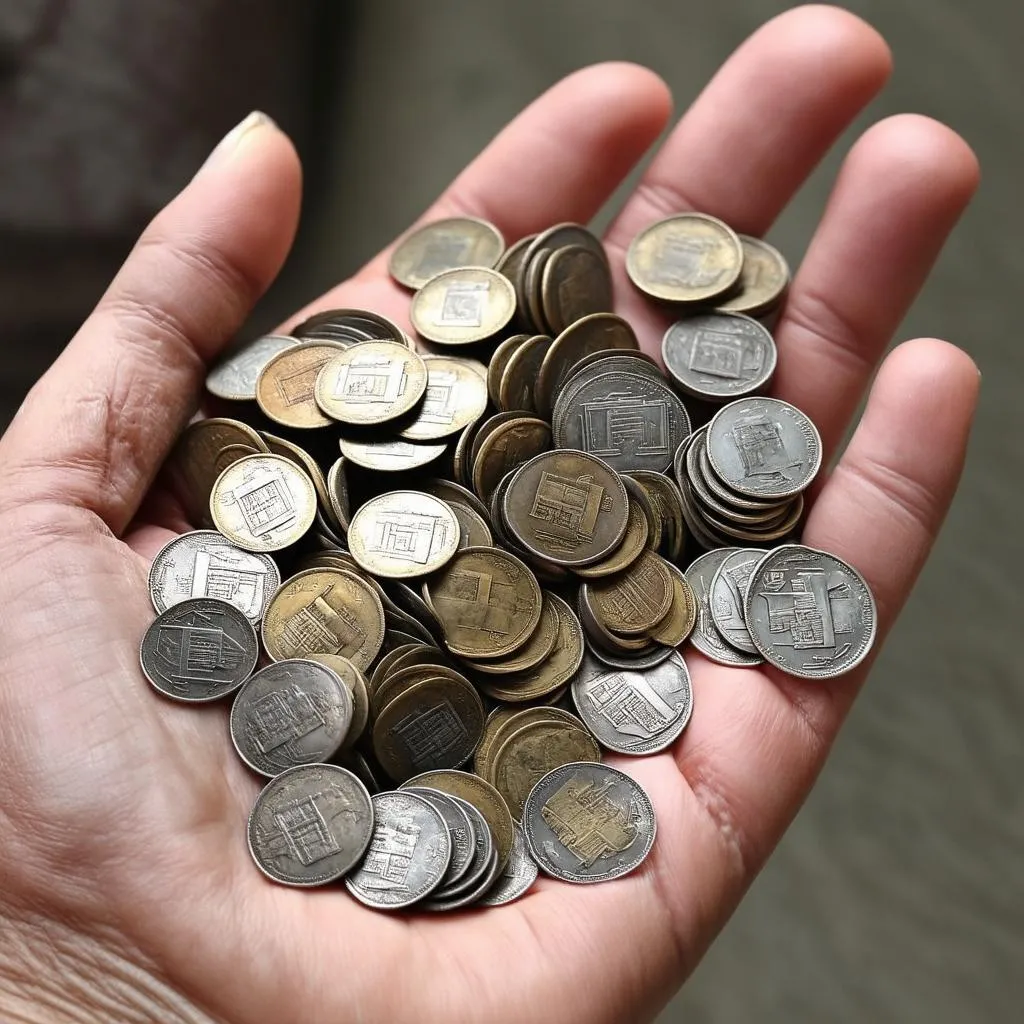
[780,286,876,379]
[835,451,940,537]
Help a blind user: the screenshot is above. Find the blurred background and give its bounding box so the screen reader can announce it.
[2,0,1021,1019]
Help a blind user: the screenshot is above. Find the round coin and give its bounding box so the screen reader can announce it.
[487,334,531,407]
[399,355,489,441]
[303,653,370,748]
[338,438,447,472]
[708,548,764,654]
[206,335,300,401]
[477,823,538,906]
[648,561,698,647]
[314,342,428,425]
[256,342,347,429]
[683,550,764,667]
[388,217,505,290]
[498,334,551,414]
[472,416,551,506]
[716,235,790,317]
[540,244,614,335]
[291,308,408,346]
[411,267,516,345]
[427,795,496,900]
[584,550,674,636]
[466,591,559,675]
[402,787,477,889]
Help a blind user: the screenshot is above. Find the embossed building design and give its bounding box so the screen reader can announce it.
[542,776,637,868]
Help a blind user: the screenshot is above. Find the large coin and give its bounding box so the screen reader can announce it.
[140,597,258,702]
[248,764,373,887]
[206,335,300,401]
[338,438,447,473]
[399,355,489,441]
[314,342,428,426]
[388,217,505,290]
[230,659,353,777]
[716,235,790,317]
[255,341,346,429]
[743,544,877,679]
[708,547,763,654]
[402,787,477,890]
[410,267,516,345]
[477,823,538,906]
[210,453,316,552]
[541,244,614,334]
[584,550,674,636]
[683,550,764,667]
[522,762,656,883]
[148,530,280,625]
[571,650,693,755]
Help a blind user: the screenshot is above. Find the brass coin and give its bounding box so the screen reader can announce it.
[371,662,454,721]
[573,494,649,579]
[256,341,347,429]
[398,355,488,441]
[648,562,698,647]
[627,470,688,562]
[388,217,505,290]
[261,568,385,670]
[348,491,460,579]
[579,584,655,654]
[410,267,516,345]
[623,474,660,554]
[210,453,316,552]
[259,431,340,532]
[485,706,589,773]
[451,421,479,488]
[370,644,438,696]
[314,342,428,426]
[291,308,408,346]
[338,438,447,472]
[474,707,521,778]
[585,550,674,636]
[502,449,628,568]
[540,244,614,335]
[472,416,552,506]
[520,224,607,328]
[325,457,352,532]
[445,500,493,549]
[626,212,743,305]
[470,412,525,464]
[465,591,560,675]
[424,546,542,659]
[716,235,791,317]
[495,234,536,282]
[206,334,299,401]
[523,247,554,334]
[487,334,530,407]
[304,653,371,748]
[498,334,551,414]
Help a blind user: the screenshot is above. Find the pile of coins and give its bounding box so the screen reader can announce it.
[139,211,876,910]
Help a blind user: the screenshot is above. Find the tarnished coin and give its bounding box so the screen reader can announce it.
[573,494,648,580]
[338,438,447,472]
[345,791,452,908]
[496,234,536,282]
[261,568,385,670]
[467,591,559,675]
[472,416,551,506]
[649,561,698,647]
[348,491,459,579]
[422,847,502,912]
[662,311,777,401]
[479,707,591,784]
[427,795,495,900]
[403,787,477,889]
[230,659,353,777]
[140,597,258,702]
[683,550,764,667]
[446,499,493,549]
[291,308,408,346]
[304,653,370,748]
[248,763,374,887]
[716,235,790,317]
[487,334,531,407]
[627,470,688,562]
[522,762,656,883]
[206,335,299,401]
[422,478,491,523]
[502,450,628,567]
[388,217,505,290]
[259,431,339,532]
[397,355,489,442]
[708,548,763,654]
[326,457,352,532]
[626,212,742,305]
[585,551,674,637]
[314,342,428,425]
[411,267,516,345]
[477,824,538,906]
[541,244,614,334]
[148,531,281,625]
[571,649,693,755]
[498,334,551,414]
[210,454,316,552]
[256,341,347,429]
[744,544,877,679]
[706,397,823,500]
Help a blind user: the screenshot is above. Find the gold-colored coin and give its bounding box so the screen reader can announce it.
[584,550,674,636]
[388,217,505,290]
[495,234,535,283]
[648,561,698,647]
[261,568,385,670]
[210,453,316,552]
[716,235,791,317]
[371,662,449,720]
[623,474,661,553]
[626,212,742,305]
[410,267,516,345]
[304,653,370,749]
[369,644,430,695]
[523,247,553,334]
[628,470,687,562]
[348,491,460,579]
[540,244,614,335]
[487,334,530,407]
[474,706,520,778]
[424,546,542,659]
[259,431,340,533]
[573,494,649,579]
[498,334,551,414]
[255,341,347,429]
[466,591,560,675]
[398,355,488,441]
[314,342,428,426]
[578,585,655,654]
[472,416,552,506]
[338,438,447,472]
[484,706,588,779]
[422,477,491,523]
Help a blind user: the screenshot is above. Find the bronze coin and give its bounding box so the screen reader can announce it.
[388,217,505,290]
[291,308,408,346]
[585,550,674,636]
[648,561,698,647]
[540,244,614,335]
[465,590,560,675]
[303,653,371,749]
[627,470,688,562]
[314,342,428,426]
[399,355,489,441]
[256,341,347,429]
[495,234,536,283]
[421,477,491,524]
[474,707,522,779]
[410,267,516,345]
[522,247,554,334]
[716,235,790,317]
[487,334,531,407]
[472,416,552,506]
[484,707,590,772]
[470,411,526,465]
[573,493,649,579]
[498,334,552,414]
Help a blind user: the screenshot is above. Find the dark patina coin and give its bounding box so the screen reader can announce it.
[715,235,791,317]
[683,550,764,667]
[477,824,538,906]
[708,547,764,654]
[540,244,614,335]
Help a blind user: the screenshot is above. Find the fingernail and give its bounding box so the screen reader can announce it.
[196,111,276,177]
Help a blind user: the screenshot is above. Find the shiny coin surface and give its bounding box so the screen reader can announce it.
[210,453,316,552]
[388,217,505,290]
[399,355,489,441]
[744,544,877,679]
[402,787,477,890]
[348,491,460,579]
[571,649,693,755]
[314,342,428,425]
[411,267,516,345]
[248,764,374,887]
[230,659,353,777]
[148,530,280,625]
[584,551,674,636]
[716,235,790,317]
[540,244,614,335]
[427,795,496,900]
[708,548,763,654]
[256,341,346,429]
[422,847,501,912]
[338,438,447,472]
[206,335,300,400]
[345,791,453,909]
[140,597,258,702]
[683,550,764,667]
[477,824,538,906]
[523,762,656,884]
[304,653,370,748]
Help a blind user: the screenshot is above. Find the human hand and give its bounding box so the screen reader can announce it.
[0,7,979,1023]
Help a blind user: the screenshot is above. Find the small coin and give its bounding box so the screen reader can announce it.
[466,591,560,675]
[540,244,614,335]
[477,823,538,906]
[585,551,674,637]
[402,787,477,889]
[291,308,408,345]
[313,342,428,425]
[706,548,766,654]
[522,762,656,883]
[744,544,877,679]
[388,217,505,290]
[338,438,447,472]
[345,791,452,908]
[487,334,531,407]
[683,550,764,667]
[140,597,258,702]
[411,267,516,345]
[716,235,790,317]
[256,342,347,429]
[303,653,370,748]
[498,334,552,414]
[398,355,490,441]
[626,212,742,305]
[578,585,655,654]
[248,764,373,887]
[520,224,607,325]
[481,707,590,777]
[571,649,693,755]
[472,416,552,506]
[206,335,300,400]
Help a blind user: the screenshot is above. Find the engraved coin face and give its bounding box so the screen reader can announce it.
[477,823,538,906]
[469,591,560,675]
[426,795,495,901]
[206,335,300,400]
[348,491,460,579]
[540,244,614,335]
[706,397,823,500]
[708,548,764,654]
[411,267,517,345]
[402,787,477,890]
[398,355,489,441]
[230,659,353,777]
[256,342,347,429]
[338,437,447,473]
[247,763,373,887]
[388,217,506,290]
[314,342,428,426]
[662,311,777,401]
[140,597,259,702]
[716,235,790,317]
[522,762,656,883]
[303,653,370,749]
[148,530,281,625]
[571,650,693,755]
[744,544,877,679]
[683,550,764,667]
[584,550,675,636]
[210,454,317,552]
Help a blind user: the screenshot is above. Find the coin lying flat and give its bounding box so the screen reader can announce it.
[206,335,300,401]
[708,548,763,654]
[716,235,790,317]
[314,342,428,426]
[248,763,374,887]
[399,356,489,441]
[683,550,763,667]
[477,823,538,906]
[522,762,656,883]
[256,342,347,429]
[411,267,516,345]
[140,597,258,702]
[388,217,505,290]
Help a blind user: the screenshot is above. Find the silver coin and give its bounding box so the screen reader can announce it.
[148,530,281,625]
[345,791,452,909]
[139,597,258,702]
[708,547,764,654]
[230,659,353,777]
[744,544,877,679]
[523,762,656,884]
[683,551,764,667]
[421,846,502,912]
[571,650,693,755]
[424,795,496,901]
[402,787,477,890]
[206,334,299,400]
[587,642,676,671]
[476,824,538,907]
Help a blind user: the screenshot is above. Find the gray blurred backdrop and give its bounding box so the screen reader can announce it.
[2,1,1021,1020]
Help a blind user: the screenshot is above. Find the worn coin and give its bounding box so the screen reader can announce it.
[683,550,764,667]
[398,355,489,441]
[303,653,370,748]
[206,334,300,401]
[466,591,560,675]
[446,499,493,549]
[496,234,536,283]
[477,824,538,906]
[422,846,502,912]
[291,308,408,346]
[313,342,428,426]
[259,431,340,532]
[716,235,790,317]
[256,341,346,429]
[427,794,496,900]
[248,763,374,887]
[573,494,649,580]
[708,548,765,654]
[402,787,477,889]
[649,562,698,647]
[541,244,614,335]
[498,334,551,414]
[388,217,505,290]
[472,416,551,506]
[411,267,516,345]
[627,470,687,563]
[339,438,447,472]
[588,640,675,672]
[487,334,531,407]
[585,551,674,637]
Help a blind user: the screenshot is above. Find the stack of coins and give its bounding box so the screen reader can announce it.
[139,211,876,911]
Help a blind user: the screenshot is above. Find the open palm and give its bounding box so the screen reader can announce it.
[0,9,980,1023]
